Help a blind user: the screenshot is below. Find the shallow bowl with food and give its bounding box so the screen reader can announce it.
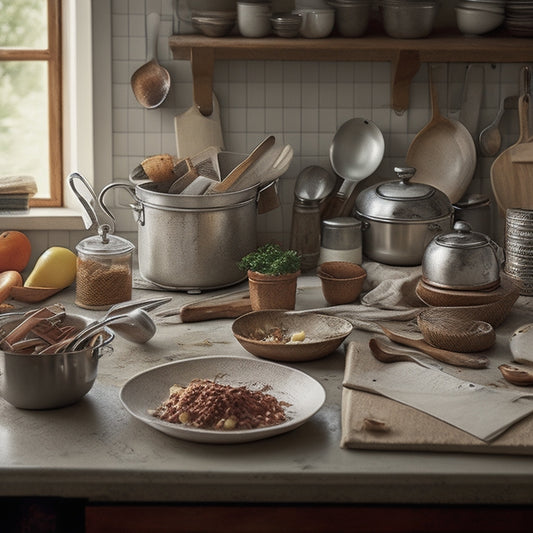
[232,310,353,362]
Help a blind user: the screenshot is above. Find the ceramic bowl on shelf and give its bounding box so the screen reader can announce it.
[294,7,335,38]
[380,0,439,38]
[327,1,371,37]
[192,15,236,37]
[455,5,504,35]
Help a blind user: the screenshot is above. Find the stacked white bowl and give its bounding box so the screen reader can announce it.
[455,0,505,35]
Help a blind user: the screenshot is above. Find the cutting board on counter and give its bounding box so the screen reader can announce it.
[341,341,533,455]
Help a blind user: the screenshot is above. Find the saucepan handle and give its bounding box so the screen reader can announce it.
[98,182,144,226]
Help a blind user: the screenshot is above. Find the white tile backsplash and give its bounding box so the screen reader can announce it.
[19,0,533,260]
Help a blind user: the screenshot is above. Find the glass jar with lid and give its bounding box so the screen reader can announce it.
[75,224,135,310]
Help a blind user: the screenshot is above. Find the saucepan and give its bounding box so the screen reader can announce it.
[0,314,114,409]
[354,167,454,265]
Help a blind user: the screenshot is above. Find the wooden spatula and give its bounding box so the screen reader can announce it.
[491,93,533,214]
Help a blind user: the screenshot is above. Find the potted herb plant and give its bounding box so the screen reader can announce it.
[238,243,301,311]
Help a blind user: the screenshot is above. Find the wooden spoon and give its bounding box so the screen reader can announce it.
[130,13,170,109]
[499,364,533,386]
[207,136,275,194]
[378,324,489,369]
[369,338,443,370]
[9,286,63,303]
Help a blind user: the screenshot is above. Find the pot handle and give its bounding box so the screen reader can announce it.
[98,182,144,226]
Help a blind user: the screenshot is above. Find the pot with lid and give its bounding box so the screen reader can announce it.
[422,220,501,291]
[354,167,454,266]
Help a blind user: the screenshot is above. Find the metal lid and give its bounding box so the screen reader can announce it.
[354,167,453,222]
[76,225,135,257]
[433,220,490,250]
[321,217,361,250]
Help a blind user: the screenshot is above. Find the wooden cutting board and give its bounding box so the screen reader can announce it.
[174,92,224,159]
[341,340,533,455]
[490,94,533,214]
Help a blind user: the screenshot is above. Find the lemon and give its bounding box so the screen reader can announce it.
[24,246,77,289]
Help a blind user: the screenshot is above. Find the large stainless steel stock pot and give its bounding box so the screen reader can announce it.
[99,180,270,291]
[354,167,454,266]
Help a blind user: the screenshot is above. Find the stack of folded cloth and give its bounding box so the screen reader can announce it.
[0,175,38,211]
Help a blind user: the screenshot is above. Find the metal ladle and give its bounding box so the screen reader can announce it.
[130,12,170,109]
[325,118,385,218]
[69,308,156,351]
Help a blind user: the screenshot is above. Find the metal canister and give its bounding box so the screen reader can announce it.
[453,194,492,238]
[319,217,362,265]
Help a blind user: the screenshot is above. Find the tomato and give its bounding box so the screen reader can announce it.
[0,231,32,272]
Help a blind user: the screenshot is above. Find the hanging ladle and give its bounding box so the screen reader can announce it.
[130,12,170,109]
[325,118,385,218]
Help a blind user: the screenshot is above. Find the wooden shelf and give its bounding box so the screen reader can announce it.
[169,32,533,115]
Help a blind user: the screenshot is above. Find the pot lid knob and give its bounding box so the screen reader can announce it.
[377,166,435,200]
[394,166,416,183]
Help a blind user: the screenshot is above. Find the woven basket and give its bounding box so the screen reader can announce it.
[417,310,496,352]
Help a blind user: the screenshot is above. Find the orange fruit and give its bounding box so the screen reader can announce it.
[0,231,32,272]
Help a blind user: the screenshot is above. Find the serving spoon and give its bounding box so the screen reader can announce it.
[131,12,170,109]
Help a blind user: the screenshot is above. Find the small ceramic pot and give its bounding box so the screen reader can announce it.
[247,270,300,310]
[295,8,335,38]
[317,261,367,305]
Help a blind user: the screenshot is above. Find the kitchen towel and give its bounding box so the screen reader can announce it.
[291,261,425,332]
[342,341,533,442]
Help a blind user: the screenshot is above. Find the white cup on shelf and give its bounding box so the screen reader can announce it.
[237,2,272,38]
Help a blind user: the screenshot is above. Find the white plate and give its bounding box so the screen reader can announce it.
[120,355,326,444]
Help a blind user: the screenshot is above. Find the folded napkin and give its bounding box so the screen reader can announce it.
[0,175,37,196]
[343,341,533,442]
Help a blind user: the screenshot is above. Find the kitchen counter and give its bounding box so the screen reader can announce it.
[2,274,533,529]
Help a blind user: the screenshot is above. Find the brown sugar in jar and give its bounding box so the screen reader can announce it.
[75,230,135,310]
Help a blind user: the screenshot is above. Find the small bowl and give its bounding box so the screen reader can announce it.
[192,15,236,37]
[232,310,353,362]
[455,6,504,35]
[317,261,367,305]
[380,0,438,39]
[328,1,371,37]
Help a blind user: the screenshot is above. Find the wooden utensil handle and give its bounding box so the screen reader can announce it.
[380,326,489,369]
[180,297,252,322]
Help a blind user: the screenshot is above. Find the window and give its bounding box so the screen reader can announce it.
[0,0,62,207]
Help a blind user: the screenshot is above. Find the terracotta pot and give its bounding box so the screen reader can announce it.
[247,270,300,311]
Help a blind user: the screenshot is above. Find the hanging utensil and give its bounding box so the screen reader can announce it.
[324,118,385,219]
[130,12,170,109]
[406,67,476,203]
[174,92,224,159]
[490,67,533,214]
[479,95,519,157]
[458,64,484,141]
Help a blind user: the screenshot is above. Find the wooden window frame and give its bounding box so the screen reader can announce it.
[0,0,62,207]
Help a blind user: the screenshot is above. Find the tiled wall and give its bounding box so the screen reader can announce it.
[21,0,532,261]
[106,0,532,250]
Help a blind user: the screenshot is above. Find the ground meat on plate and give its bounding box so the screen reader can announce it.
[151,378,289,430]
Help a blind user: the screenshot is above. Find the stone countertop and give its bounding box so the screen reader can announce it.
[2,276,533,505]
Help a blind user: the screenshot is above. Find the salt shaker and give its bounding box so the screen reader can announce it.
[75,224,135,310]
[319,217,362,265]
